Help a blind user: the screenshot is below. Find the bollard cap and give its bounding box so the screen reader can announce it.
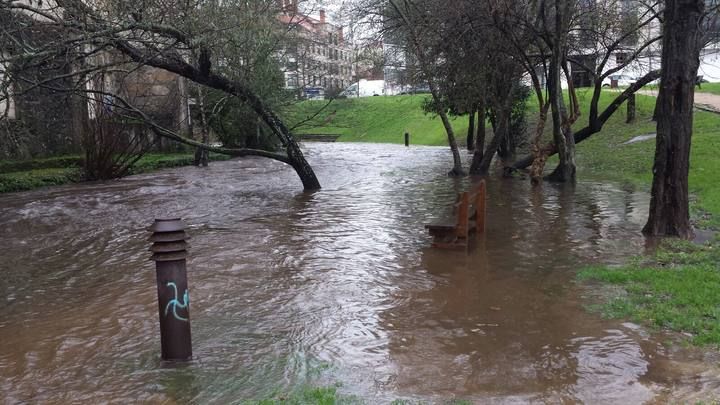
[148,218,185,233]
[149,218,189,262]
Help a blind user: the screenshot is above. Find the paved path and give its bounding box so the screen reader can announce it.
[636,89,720,113]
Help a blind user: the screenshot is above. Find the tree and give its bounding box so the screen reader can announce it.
[643,0,705,238]
[0,0,322,190]
[383,0,466,175]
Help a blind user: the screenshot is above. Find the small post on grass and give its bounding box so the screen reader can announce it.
[149,218,192,361]
[626,93,636,123]
[404,132,410,147]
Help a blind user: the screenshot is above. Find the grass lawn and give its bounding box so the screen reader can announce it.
[281,95,468,146]
[697,82,720,96]
[0,152,230,193]
[579,239,720,346]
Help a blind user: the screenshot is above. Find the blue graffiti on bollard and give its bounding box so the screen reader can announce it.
[165,281,189,322]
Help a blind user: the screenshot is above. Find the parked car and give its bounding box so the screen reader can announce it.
[399,84,431,95]
[303,87,325,100]
[340,80,385,97]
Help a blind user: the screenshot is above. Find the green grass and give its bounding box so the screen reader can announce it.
[569,89,720,228]
[0,155,84,173]
[282,95,468,146]
[0,167,83,193]
[578,239,720,346]
[0,152,230,193]
[697,82,720,96]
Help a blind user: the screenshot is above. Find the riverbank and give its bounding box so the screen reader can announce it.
[288,92,718,227]
[571,96,720,346]
[0,153,230,193]
[289,92,720,348]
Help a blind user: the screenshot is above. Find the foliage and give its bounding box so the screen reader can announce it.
[0,168,82,193]
[0,156,83,173]
[206,93,283,150]
[83,115,152,181]
[578,239,720,346]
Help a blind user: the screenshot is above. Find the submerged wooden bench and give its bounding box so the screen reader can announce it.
[425,180,486,249]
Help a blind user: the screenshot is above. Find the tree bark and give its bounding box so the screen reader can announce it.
[469,100,487,174]
[643,0,703,239]
[471,96,511,175]
[428,84,465,177]
[529,104,550,184]
[467,109,475,151]
[545,2,576,183]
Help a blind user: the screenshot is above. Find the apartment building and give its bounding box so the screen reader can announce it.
[278,1,355,97]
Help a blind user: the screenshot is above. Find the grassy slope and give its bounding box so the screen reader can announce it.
[282,95,469,146]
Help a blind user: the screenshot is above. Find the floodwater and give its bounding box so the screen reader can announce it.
[0,143,718,404]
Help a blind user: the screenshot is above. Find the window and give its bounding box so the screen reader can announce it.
[616,52,629,65]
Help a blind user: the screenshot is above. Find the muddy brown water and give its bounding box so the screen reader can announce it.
[0,143,718,404]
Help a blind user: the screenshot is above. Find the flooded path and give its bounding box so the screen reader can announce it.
[0,143,718,403]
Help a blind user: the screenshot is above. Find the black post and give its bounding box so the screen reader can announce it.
[149,218,192,361]
[404,132,410,147]
[627,93,636,123]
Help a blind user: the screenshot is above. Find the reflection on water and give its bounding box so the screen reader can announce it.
[0,143,717,403]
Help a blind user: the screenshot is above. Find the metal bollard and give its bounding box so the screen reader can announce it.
[149,218,192,361]
[404,132,410,147]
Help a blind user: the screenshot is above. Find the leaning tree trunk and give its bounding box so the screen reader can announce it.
[643,0,703,239]
[467,109,476,151]
[115,41,321,190]
[427,81,465,176]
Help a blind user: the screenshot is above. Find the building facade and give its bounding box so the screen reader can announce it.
[279,1,355,97]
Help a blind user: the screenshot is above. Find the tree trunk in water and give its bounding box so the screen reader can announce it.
[469,102,487,174]
[497,112,514,166]
[643,0,703,239]
[437,108,466,176]
[472,104,509,175]
[542,0,576,183]
[467,110,476,151]
[478,110,508,174]
[529,105,550,184]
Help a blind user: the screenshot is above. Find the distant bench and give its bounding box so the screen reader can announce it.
[425,180,487,249]
[296,134,341,142]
